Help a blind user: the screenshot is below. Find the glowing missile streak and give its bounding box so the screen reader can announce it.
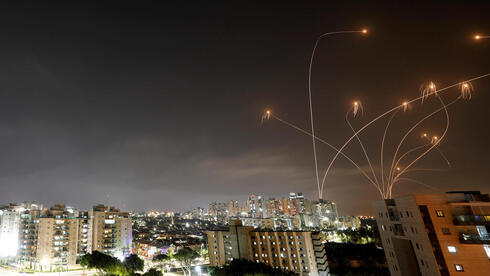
[268,112,383,197]
[392,94,451,194]
[346,102,379,187]
[308,29,369,199]
[380,109,400,192]
[319,73,490,199]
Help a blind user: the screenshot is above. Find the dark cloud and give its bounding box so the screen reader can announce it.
[0,1,488,214]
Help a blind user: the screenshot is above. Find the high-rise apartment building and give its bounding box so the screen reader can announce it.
[15,203,131,271]
[206,220,328,276]
[77,211,92,257]
[18,203,43,269]
[0,204,23,257]
[90,204,132,258]
[373,191,490,275]
[36,204,80,271]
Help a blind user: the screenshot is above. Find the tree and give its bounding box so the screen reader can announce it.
[80,254,90,275]
[152,253,170,273]
[79,251,127,275]
[124,254,145,274]
[173,247,199,276]
[142,268,163,276]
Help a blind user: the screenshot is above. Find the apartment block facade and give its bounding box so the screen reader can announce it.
[90,204,132,257]
[206,220,328,275]
[373,191,490,276]
[13,203,132,271]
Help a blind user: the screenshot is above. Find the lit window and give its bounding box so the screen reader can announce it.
[448,246,457,253]
[436,210,444,217]
[455,264,464,271]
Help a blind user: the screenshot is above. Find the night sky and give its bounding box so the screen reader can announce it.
[0,1,488,214]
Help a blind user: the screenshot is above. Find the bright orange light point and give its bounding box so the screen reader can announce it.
[354,101,358,105]
[266,110,271,114]
[362,29,368,34]
[475,35,481,40]
[403,102,408,106]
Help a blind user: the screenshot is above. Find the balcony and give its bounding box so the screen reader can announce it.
[459,233,490,244]
[453,215,490,226]
[390,215,400,222]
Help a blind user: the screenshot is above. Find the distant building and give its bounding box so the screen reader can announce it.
[312,200,338,227]
[227,201,240,217]
[206,220,328,275]
[290,193,312,216]
[246,194,266,218]
[373,191,490,275]
[208,202,228,222]
[279,197,297,216]
[192,207,205,219]
[337,216,361,230]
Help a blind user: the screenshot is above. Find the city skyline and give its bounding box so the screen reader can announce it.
[0,1,489,215]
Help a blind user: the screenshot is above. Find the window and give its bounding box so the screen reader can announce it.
[455,264,464,271]
[442,228,451,235]
[448,246,457,253]
[436,210,444,217]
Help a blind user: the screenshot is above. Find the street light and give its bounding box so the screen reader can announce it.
[308,28,368,199]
